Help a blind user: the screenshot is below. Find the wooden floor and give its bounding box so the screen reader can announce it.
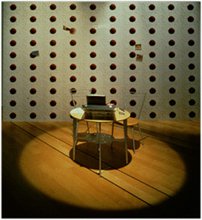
[2,120,200,218]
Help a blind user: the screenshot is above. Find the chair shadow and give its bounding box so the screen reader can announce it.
[69,141,134,171]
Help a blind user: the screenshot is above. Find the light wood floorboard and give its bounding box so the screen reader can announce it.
[2,120,200,218]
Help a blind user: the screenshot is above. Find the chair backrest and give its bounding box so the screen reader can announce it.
[122,92,147,119]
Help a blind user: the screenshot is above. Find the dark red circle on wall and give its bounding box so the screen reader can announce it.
[169,99,176,106]
[189,87,195,94]
[10,52,16,58]
[168,39,175,46]
[90,76,96,82]
[110,88,117,94]
[168,28,175,34]
[90,40,96,46]
[110,28,116,34]
[30,76,37,82]
[130,64,136,70]
[50,28,56,34]
[149,40,156,46]
[70,76,77,82]
[10,4,17,10]
[110,63,116,70]
[90,4,96,10]
[50,64,56,70]
[130,88,136,94]
[149,52,156,58]
[149,16,156,22]
[70,16,76,22]
[110,100,117,105]
[110,76,116,82]
[10,76,16,82]
[10,64,16,70]
[110,40,116,46]
[149,64,156,70]
[188,40,195,46]
[129,40,136,46]
[169,63,176,70]
[110,52,116,58]
[70,40,76,46]
[149,28,156,34]
[110,16,116,22]
[149,100,156,106]
[30,40,37,46]
[189,111,196,118]
[90,52,96,58]
[50,100,57,106]
[129,75,136,82]
[70,64,76,70]
[10,40,16,46]
[30,16,36,22]
[169,75,176,82]
[168,4,175,10]
[169,51,175,58]
[50,16,56,22]
[90,16,96,22]
[50,52,56,58]
[50,4,56,10]
[10,112,16,119]
[129,16,136,22]
[90,28,96,34]
[50,76,56,82]
[50,112,57,119]
[30,64,37,70]
[50,88,57,94]
[188,16,194,22]
[187,4,194,10]
[130,100,136,106]
[149,88,156,94]
[90,64,97,70]
[10,100,16,106]
[149,112,156,118]
[129,4,136,10]
[169,87,176,94]
[30,28,37,34]
[30,88,37,94]
[90,88,97,94]
[70,4,76,10]
[168,16,175,22]
[149,4,155,10]
[50,40,56,46]
[30,4,37,10]
[70,52,77,58]
[110,4,116,10]
[169,112,176,118]
[188,63,195,70]
[188,52,195,58]
[149,75,156,82]
[10,28,16,34]
[10,16,17,22]
[30,100,36,106]
[130,28,136,34]
[10,88,17,94]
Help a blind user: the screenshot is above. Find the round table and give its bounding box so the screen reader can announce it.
[70,107,130,175]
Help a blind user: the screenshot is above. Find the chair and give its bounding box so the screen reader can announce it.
[112,93,146,153]
[70,88,90,133]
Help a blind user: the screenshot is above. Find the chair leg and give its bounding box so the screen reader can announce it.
[132,126,135,153]
[137,123,144,145]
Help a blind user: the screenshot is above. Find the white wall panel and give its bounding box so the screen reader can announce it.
[2,1,200,121]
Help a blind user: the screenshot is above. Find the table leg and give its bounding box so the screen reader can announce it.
[73,118,78,161]
[97,122,102,175]
[123,119,128,164]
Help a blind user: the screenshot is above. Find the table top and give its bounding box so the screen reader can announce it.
[70,107,130,122]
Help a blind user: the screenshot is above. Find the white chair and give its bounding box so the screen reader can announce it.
[112,93,146,153]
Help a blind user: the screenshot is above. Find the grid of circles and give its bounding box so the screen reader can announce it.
[3,2,200,120]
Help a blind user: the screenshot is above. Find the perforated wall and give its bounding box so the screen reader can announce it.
[2,1,200,121]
